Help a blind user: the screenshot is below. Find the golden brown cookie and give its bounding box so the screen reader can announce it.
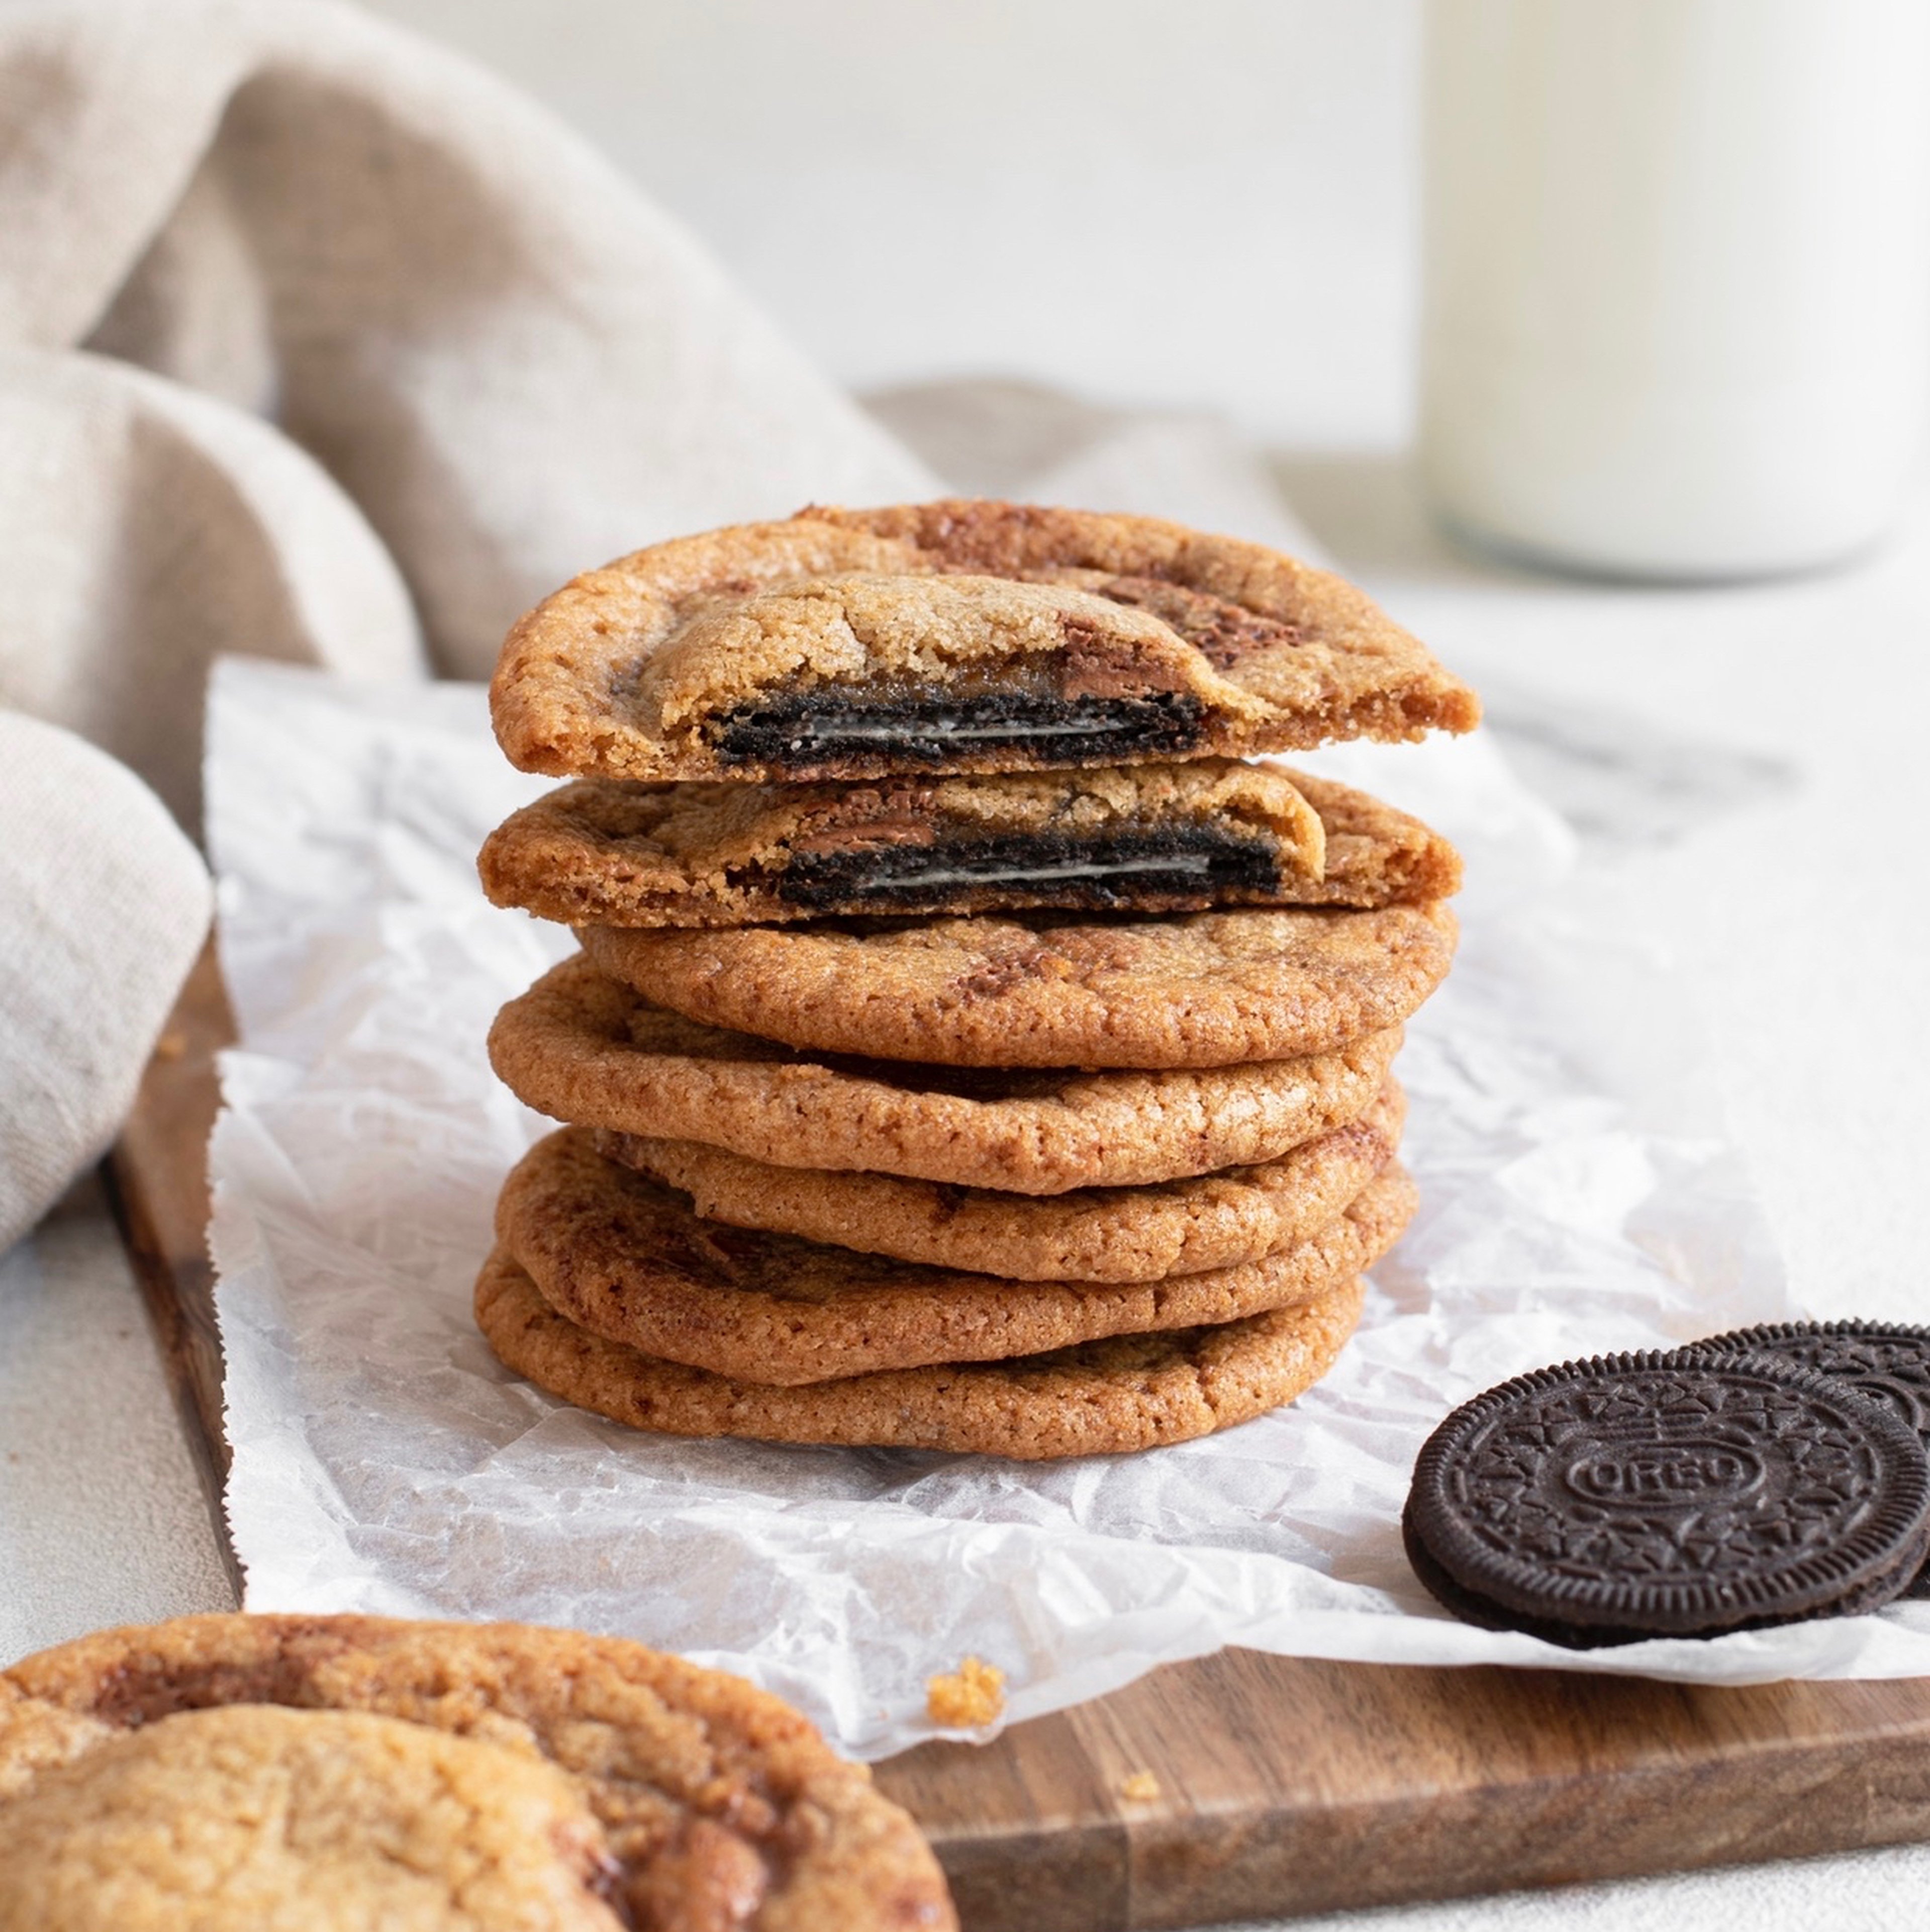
[481,759,1328,927]
[0,1706,624,1931]
[1283,766,1464,908]
[477,1251,1369,1457]
[495,1127,1414,1382]
[478,763,1461,930]
[580,901,1458,1070]
[599,1083,1407,1283]
[490,500,1480,783]
[489,956,1405,1194]
[0,1615,953,1932]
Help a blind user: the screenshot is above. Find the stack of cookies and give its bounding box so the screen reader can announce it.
[473,501,1480,1460]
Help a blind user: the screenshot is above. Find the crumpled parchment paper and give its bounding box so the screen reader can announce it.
[204,657,1930,1762]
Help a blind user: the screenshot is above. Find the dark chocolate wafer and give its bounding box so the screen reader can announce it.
[1404,1351,1930,1648]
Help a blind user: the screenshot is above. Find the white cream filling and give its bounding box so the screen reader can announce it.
[859,854,1217,890]
[770,709,1142,746]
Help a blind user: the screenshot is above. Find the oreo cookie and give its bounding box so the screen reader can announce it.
[1675,1322,1930,1596]
[1404,1351,1930,1647]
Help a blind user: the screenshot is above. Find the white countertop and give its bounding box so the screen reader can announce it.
[8,458,1930,1929]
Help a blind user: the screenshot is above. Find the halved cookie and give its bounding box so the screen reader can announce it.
[495,1127,1414,1383]
[598,1083,1405,1283]
[491,500,1480,783]
[489,957,1405,1194]
[477,1249,1368,1458]
[479,762,1463,928]
[580,901,1458,1070]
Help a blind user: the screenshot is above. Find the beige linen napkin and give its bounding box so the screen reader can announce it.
[0,714,213,1247]
[0,0,929,1250]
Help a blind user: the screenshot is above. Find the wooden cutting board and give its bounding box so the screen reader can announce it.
[105,946,1930,1929]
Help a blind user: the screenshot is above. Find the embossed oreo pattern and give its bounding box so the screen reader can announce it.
[1404,1352,1930,1646]
[1676,1322,1930,1596]
[1677,1322,1930,1439]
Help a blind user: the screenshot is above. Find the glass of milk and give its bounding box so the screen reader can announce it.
[1417,0,1930,580]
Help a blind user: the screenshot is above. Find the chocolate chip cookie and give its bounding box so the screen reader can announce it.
[477,1251,1368,1457]
[598,1082,1405,1283]
[495,1126,1413,1382]
[580,901,1457,1069]
[489,957,1405,1193]
[0,1706,625,1931]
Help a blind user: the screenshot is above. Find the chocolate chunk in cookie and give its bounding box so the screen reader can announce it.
[490,500,1480,783]
[1404,1351,1930,1647]
[479,762,1463,929]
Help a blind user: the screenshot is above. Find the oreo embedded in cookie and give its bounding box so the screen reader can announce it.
[488,501,1481,785]
[1404,1351,1930,1647]
[1676,1321,1930,1595]
[479,763,1463,930]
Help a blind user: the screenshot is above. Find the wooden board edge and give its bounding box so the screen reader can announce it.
[879,1650,1930,1929]
[103,941,242,1601]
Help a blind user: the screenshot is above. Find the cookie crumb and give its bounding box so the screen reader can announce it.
[1119,1771,1161,1802]
[925,1657,1005,1728]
